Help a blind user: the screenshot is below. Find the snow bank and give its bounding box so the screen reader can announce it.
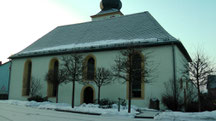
[0,100,138,117]
[154,111,216,121]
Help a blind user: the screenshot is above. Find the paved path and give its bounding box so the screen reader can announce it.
[0,103,154,121]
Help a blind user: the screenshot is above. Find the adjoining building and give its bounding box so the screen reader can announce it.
[0,61,11,99]
[8,0,191,109]
[207,75,216,99]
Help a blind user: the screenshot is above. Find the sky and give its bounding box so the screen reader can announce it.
[0,0,216,63]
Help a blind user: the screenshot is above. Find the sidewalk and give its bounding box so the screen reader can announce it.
[135,110,160,119]
[55,108,101,115]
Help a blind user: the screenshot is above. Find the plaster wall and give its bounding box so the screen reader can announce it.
[9,45,187,109]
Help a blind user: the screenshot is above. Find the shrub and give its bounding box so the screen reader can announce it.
[149,98,160,110]
[28,96,48,102]
[162,95,183,111]
[200,93,216,111]
[185,101,199,112]
[98,98,115,109]
[120,99,126,107]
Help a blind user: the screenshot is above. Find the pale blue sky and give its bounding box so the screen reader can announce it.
[0,0,215,63]
[52,0,216,59]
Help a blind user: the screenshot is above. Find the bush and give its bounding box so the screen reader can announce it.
[184,93,216,112]
[185,101,199,112]
[200,93,216,111]
[162,95,183,111]
[28,96,48,102]
[149,98,160,110]
[120,99,126,107]
[0,94,8,100]
[98,98,115,109]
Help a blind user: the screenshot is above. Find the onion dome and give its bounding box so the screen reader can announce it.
[100,0,122,11]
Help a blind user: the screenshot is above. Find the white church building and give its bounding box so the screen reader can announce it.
[9,0,191,109]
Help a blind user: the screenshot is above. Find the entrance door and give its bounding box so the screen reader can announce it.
[83,87,94,104]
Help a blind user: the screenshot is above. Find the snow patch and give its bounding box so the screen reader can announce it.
[154,111,216,121]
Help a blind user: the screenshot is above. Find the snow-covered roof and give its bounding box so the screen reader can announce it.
[10,11,191,61]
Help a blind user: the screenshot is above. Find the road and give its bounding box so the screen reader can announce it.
[0,103,154,121]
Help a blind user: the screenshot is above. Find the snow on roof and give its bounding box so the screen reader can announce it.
[13,38,167,57]
[10,11,189,59]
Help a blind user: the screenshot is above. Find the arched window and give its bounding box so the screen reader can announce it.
[22,60,32,96]
[87,57,95,80]
[83,55,96,81]
[47,58,59,97]
[53,60,59,96]
[131,53,142,98]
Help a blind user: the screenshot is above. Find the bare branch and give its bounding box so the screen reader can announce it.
[181,51,215,111]
[30,77,42,97]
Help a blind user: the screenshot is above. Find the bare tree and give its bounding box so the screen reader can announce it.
[182,52,215,111]
[112,48,156,113]
[29,77,42,97]
[162,79,183,111]
[183,80,197,112]
[92,67,113,104]
[45,69,68,103]
[61,54,83,108]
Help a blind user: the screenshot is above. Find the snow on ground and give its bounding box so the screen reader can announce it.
[0,100,138,117]
[0,102,149,121]
[154,111,216,121]
[1,100,216,121]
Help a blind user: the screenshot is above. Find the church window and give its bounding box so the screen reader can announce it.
[131,53,142,98]
[22,60,32,96]
[47,58,59,97]
[87,58,95,80]
[83,55,96,81]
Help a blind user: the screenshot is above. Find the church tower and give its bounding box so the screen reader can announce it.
[91,0,123,21]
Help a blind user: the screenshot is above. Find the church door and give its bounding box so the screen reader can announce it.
[83,87,94,104]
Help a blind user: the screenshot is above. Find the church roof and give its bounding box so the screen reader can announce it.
[10,11,191,61]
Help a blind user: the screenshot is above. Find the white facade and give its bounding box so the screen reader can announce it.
[9,45,187,109]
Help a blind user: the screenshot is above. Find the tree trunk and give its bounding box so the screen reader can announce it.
[128,79,132,113]
[196,61,201,112]
[197,82,201,112]
[56,85,59,103]
[72,79,75,108]
[128,55,132,113]
[98,86,101,104]
[184,89,187,112]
